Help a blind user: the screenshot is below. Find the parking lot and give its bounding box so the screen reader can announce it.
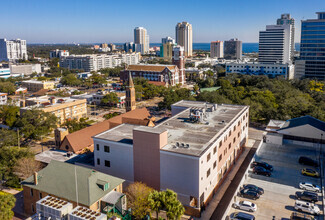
[226,143,323,220]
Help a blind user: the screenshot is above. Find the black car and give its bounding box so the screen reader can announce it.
[295,191,318,203]
[238,189,260,200]
[251,161,273,171]
[252,166,271,177]
[299,156,318,167]
[242,184,264,195]
[230,212,255,220]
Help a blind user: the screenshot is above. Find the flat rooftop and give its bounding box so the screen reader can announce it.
[22,96,86,110]
[94,101,248,157]
[35,149,78,164]
[22,80,54,84]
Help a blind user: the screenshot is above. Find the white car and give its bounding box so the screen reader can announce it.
[299,182,321,193]
[233,200,257,212]
[295,200,320,215]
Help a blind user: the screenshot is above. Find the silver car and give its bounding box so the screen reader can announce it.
[299,182,321,193]
[233,200,257,212]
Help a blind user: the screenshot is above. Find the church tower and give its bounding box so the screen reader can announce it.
[125,72,136,112]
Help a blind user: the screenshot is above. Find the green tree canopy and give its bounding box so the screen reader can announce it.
[0,129,18,147]
[0,192,16,220]
[60,73,82,86]
[0,82,16,95]
[0,104,19,127]
[101,93,119,105]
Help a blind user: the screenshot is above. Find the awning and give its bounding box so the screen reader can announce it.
[101,191,124,205]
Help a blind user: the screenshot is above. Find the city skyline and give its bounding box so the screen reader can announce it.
[1,0,324,44]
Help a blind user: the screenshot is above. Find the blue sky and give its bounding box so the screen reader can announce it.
[1,0,324,43]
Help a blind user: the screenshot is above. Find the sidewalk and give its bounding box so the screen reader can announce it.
[196,140,256,220]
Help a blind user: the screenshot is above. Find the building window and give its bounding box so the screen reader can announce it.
[207,168,211,178]
[238,132,240,138]
[207,153,211,162]
[219,155,222,162]
[105,160,110,167]
[30,188,33,197]
[96,144,99,151]
[65,145,69,150]
[224,148,227,155]
[238,121,240,126]
[219,141,222,148]
[213,161,217,169]
[233,137,236,143]
[246,122,248,127]
[229,143,231,149]
[104,146,110,153]
[213,147,217,154]
[39,192,42,199]
[97,158,100,165]
[233,125,236,131]
[32,204,35,213]
[229,131,232,136]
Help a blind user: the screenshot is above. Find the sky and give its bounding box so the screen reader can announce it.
[1,0,324,44]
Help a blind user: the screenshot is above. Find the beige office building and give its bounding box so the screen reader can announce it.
[134,27,149,54]
[21,96,87,124]
[176,22,193,57]
[210,41,224,58]
[21,80,55,92]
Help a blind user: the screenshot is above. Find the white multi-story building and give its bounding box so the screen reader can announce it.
[277,14,295,61]
[176,22,193,57]
[259,24,293,64]
[60,53,141,72]
[134,27,149,54]
[226,62,295,79]
[210,41,224,58]
[0,38,28,61]
[162,36,175,45]
[50,49,69,59]
[0,68,11,78]
[93,100,249,217]
[10,63,41,75]
[0,93,8,105]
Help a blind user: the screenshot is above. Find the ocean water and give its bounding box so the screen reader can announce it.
[150,43,300,53]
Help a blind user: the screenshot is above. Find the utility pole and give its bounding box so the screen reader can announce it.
[17,128,20,148]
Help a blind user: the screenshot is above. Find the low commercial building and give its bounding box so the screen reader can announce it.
[10,63,42,76]
[93,100,249,216]
[21,80,55,92]
[55,108,154,153]
[265,115,325,147]
[21,160,126,216]
[0,93,7,105]
[226,62,295,79]
[20,96,87,124]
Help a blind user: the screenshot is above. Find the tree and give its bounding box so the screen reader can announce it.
[15,109,58,141]
[160,189,184,220]
[101,93,119,106]
[13,157,43,180]
[0,82,16,95]
[0,129,18,147]
[0,192,16,220]
[60,73,82,86]
[64,118,90,133]
[0,105,19,127]
[126,182,153,219]
[148,191,163,218]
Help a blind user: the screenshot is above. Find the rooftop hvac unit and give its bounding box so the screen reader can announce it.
[68,206,106,220]
[36,195,73,220]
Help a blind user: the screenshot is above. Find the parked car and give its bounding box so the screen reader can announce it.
[301,168,319,178]
[291,212,315,220]
[299,157,318,167]
[233,201,257,212]
[250,161,273,171]
[229,212,255,220]
[252,166,271,177]
[294,200,320,215]
[238,189,260,200]
[242,184,264,195]
[296,191,318,203]
[299,182,321,193]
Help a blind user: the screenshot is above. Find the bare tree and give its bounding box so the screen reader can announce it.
[13,157,43,180]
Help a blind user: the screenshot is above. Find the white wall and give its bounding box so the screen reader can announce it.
[93,138,134,182]
[160,151,200,205]
[278,124,325,140]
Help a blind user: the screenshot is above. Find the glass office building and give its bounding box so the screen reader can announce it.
[300,12,325,79]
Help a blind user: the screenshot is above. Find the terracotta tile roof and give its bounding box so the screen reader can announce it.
[62,108,151,153]
[126,64,176,72]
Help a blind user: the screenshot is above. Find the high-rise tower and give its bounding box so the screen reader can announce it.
[277,14,295,60]
[125,72,136,112]
[175,22,193,57]
[134,27,149,54]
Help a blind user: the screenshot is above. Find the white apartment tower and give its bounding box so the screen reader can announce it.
[259,24,292,64]
[0,38,28,62]
[134,27,149,54]
[277,14,295,60]
[175,22,193,57]
[210,41,224,58]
